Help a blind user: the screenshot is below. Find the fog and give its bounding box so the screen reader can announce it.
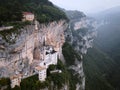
[49,0,120,14]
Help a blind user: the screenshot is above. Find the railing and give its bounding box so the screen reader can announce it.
[0,26,13,31]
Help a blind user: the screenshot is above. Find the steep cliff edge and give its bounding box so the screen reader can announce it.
[63,10,97,90]
[0,20,68,78]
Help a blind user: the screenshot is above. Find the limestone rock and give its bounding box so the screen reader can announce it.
[0,20,68,78]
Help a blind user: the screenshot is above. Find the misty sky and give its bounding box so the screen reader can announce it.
[49,0,120,14]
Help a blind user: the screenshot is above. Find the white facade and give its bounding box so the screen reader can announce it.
[44,53,58,68]
[35,66,46,81]
[10,74,22,88]
[40,47,58,68]
[36,46,58,82]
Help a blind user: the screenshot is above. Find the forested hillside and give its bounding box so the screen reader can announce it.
[94,7,120,89]
[0,0,67,26]
[83,46,116,90]
[84,6,120,90]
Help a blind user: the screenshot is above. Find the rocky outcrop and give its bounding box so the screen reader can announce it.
[65,11,97,90]
[66,17,97,54]
[0,20,68,78]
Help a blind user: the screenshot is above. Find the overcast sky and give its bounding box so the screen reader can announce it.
[49,0,120,14]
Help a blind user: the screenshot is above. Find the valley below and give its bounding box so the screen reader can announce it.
[83,7,120,90]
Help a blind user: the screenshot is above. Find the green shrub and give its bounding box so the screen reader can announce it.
[62,42,81,66]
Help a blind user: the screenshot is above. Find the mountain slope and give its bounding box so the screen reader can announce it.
[93,6,120,23]
[83,46,116,90]
[85,6,120,90]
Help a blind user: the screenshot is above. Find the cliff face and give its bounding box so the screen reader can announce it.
[66,17,97,54]
[0,9,97,89]
[0,20,68,78]
[65,11,97,90]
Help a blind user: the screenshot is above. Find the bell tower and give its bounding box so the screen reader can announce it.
[34,20,39,48]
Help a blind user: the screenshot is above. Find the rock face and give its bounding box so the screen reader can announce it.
[65,10,97,90]
[0,20,68,78]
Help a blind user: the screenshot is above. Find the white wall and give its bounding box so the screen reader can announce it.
[38,69,46,81]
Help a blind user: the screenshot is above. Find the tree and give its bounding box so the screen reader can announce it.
[11,86,21,90]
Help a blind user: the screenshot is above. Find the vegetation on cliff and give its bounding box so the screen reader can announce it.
[62,42,81,66]
[62,42,82,90]
[65,10,86,20]
[0,21,31,44]
[0,0,67,26]
[0,78,10,90]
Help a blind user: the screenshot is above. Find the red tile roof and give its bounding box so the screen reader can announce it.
[10,74,22,80]
[23,12,34,15]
